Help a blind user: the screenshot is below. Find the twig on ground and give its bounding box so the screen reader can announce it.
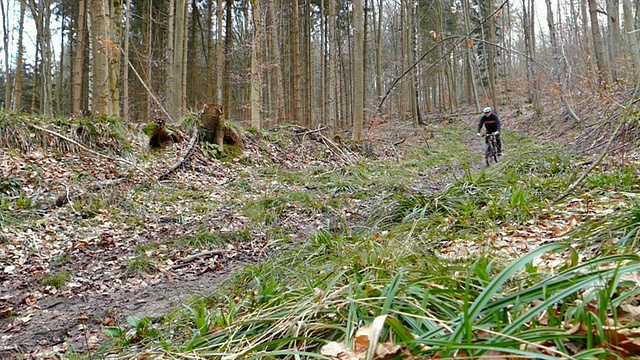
[156,128,199,181]
[393,137,407,146]
[293,126,327,137]
[171,249,227,269]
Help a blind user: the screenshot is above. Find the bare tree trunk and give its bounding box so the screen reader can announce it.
[28,0,53,115]
[86,7,93,112]
[352,0,364,140]
[291,0,302,124]
[122,0,132,121]
[56,17,65,114]
[109,0,122,117]
[1,0,11,109]
[305,0,313,127]
[31,46,39,112]
[463,0,479,109]
[400,0,406,122]
[13,0,25,112]
[375,0,383,102]
[522,0,540,112]
[327,0,337,136]
[221,0,232,146]
[216,0,224,105]
[205,0,214,100]
[267,0,284,123]
[607,0,621,79]
[181,4,188,112]
[581,0,593,74]
[89,0,110,115]
[408,1,418,126]
[623,0,640,82]
[483,1,497,113]
[172,0,187,120]
[187,0,198,106]
[588,0,611,85]
[166,0,176,118]
[250,0,263,129]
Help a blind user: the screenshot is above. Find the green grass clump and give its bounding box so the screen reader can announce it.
[125,256,158,277]
[42,270,71,289]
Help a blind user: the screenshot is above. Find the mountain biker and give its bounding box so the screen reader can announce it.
[476,106,502,156]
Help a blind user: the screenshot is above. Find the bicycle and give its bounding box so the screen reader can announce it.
[483,132,499,167]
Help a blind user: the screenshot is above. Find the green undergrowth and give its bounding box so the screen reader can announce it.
[94,124,639,359]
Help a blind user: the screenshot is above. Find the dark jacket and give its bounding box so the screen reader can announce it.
[477,113,501,134]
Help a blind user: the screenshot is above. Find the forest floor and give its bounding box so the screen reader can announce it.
[0,106,585,358]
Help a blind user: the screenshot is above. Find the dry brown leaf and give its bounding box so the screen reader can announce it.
[375,342,403,360]
[320,341,359,360]
[0,306,13,315]
[354,334,370,357]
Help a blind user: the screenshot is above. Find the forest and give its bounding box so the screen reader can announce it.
[1,0,613,135]
[1,0,640,359]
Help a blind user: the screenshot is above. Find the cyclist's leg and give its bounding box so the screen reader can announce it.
[496,134,502,155]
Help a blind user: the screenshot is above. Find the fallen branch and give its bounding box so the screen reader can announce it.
[171,249,226,270]
[293,126,327,137]
[319,136,356,166]
[393,137,407,146]
[156,128,199,181]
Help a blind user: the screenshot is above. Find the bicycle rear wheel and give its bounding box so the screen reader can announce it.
[485,142,497,167]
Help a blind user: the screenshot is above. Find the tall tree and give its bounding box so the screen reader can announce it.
[28,0,53,115]
[216,0,224,104]
[374,0,383,102]
[622,0,640,82]
[327,0,337,135]
[1,0,10,109]
[267,0,285,123]
[292,0,302,124]
[89,0,110,115]
[222,0,232,145]
[353,0,364,140]
[72,0,87,114]
[122,0,132,121]
[588,0,611,85]
[606,0,621,68]
[249,0,263,129]
[205,0,215,100]
[166,0,175,118]
[521,0,540,113]
[109,0,122,117]
[172,0,187,120]
[12,0,25,112]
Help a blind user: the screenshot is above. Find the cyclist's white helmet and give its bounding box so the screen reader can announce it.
[483,107,492,113]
